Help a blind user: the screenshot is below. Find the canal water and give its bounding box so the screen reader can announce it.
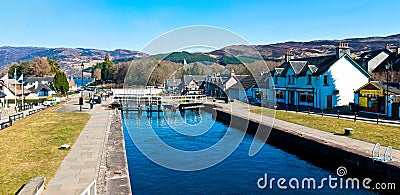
[123,110,374,194]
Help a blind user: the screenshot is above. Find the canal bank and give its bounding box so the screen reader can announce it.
[206,101,400,189]
[44,96,131,194]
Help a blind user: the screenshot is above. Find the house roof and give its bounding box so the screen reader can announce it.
[182,75,207,85]
[26,76,54,83]
[229,75,262,90]
[28,83,52,93]
[357,49,391,62]
[370,53,400,72]
[165,79,181,87]
[275,54,370,77]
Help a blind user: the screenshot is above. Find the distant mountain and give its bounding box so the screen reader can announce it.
[209,34,400,59]
[2,33,400,75]
[0,46,148,74]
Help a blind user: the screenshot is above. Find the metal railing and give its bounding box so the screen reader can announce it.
[371,143,393,162]
[80,180,96,195]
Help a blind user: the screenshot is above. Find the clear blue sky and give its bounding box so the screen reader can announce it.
[0,0,398,51]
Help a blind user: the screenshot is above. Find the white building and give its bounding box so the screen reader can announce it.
[271,43,370,109]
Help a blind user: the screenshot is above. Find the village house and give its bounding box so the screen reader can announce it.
[180,75,207,95]
[271,43,370,109]
[164,79,181,94]
[25,76,55,98]
[68,75,78,92]
[0,74,31,107]
[227,75,270,105]
[204,69,246,97]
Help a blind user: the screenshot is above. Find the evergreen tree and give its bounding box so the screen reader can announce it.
[101,53,114,82]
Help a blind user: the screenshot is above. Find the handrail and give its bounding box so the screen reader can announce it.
[372,143,380,159]
[384,146,393,162]
[80,179,96,195]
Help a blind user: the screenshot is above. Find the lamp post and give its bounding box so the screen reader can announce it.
[80,63,84,111]
[385,63,391,117]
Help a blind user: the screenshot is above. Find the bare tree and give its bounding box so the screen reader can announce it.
[30,57,51,77]
[93,68,101,81]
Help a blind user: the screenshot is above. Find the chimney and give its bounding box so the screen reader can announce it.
[285,51,294,62]
[385,43,391,51]
[336,42,350,59]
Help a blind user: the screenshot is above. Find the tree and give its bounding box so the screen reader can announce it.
[101,53,114,82]
[30,57,51,76]
[53,71,69,94]
[48,57,61,73]
[93,68,101,81]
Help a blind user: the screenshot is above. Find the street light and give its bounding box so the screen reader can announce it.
[80,63,84,111]
[385,63,391,117]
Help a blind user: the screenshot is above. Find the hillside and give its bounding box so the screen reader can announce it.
[211,34,400,59]
[0,47,147,74]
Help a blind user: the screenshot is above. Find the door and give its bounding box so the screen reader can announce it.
[327,95,332,109]
[392,103,399,118]
[289,91,295,105]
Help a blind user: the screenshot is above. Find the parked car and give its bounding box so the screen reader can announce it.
[93,96,102,104]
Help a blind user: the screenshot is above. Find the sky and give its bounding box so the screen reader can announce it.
[0,0,399,51]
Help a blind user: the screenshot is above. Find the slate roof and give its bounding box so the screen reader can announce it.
[275,55,337,76]
[28,83,52,93]
[372,81,400,95]
[370,53,400,72]
[357,49,391,62]
[229,75,262,90]
[165,79,181,87]
[274,54,369,77]
[182,75,207,85]
[26,76,54,83]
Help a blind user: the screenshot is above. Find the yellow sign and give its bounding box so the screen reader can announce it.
[359,97,368,107]
[360,89,383,96]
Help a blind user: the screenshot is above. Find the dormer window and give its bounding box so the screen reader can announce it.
[288,75,295,84]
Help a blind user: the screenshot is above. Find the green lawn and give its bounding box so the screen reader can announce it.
[0,105,91,194]
[251,109,400,150]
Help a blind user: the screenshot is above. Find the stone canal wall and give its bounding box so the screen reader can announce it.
[98,109,132,194]
[205,103,400,187]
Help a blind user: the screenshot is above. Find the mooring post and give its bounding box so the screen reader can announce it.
[321,109,324,117]
[376,114,379,124]
[337,108,340,119]
[354,112,357,122]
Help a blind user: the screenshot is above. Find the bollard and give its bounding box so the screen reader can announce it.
[321,109,324,117]
[308,107,310,115]
[354,112,357,122]
[376,114,379,124]
[337,109,340,119]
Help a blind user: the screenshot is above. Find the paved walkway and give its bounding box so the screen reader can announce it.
[211,100,400,164]
[44,97,111,194]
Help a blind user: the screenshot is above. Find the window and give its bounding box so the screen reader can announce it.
[288,75,295,84]
[299,93,314,103]
[323,75,329,85]
[275,91,285,99]
[307,75,312,85]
